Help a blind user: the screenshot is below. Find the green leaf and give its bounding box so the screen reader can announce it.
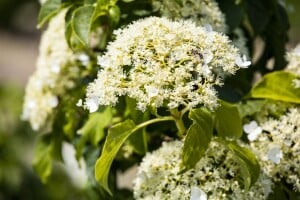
[72,5,94,47]
[78,108,114,146]
[33,135,53,183]
[108,5,120,25]
[95,120,136,195]
[92,0,110,22]
[125,97,149,154]
[227,141,260,190]
[33,134,62,183]
[248,71,300,103]
[65,5,76,48]
[181,108,213,170]
[237,100,266,118]
[215,100,242,139]
[38,0,62,28]
[127,129,147,155]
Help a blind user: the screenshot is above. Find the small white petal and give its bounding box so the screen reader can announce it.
[202,64,211,77]
[204,24,213,32]
[243,121,262,141]
[76,99,83,107]
[267,147,283,164]
[51,61,61,73]
[294,45,300,56]
[145,86,159,97]
[190,187,207,200]
[86,98,98,113]
[203,51,213,64]
[243,121,259,134]
[98,56,110,67]
[78,53,90,65]
[235,55,251,68]
[48,96,59,108]
[247,127,262,141]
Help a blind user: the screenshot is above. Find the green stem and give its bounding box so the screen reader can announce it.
[131,116,174,133]
[170,109,187,138]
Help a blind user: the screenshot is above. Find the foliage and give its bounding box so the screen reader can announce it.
[19,0,300,199]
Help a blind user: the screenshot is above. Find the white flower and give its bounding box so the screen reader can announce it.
[243,120,262,141]
[249,107,300,191]
[236,55,251,68]
[77,53,90,66]
[267,146,283,164]
[152,0,227,32]
[22,9,83,131]
[286,44,300,75]
[133,140,273,200]
[292,78,300,88]
[145,86,159,98]
[48,95,59,108]
[86,17,243,112]
[190,187,207,200]
[85,97,98,113]
[76,99,83,107]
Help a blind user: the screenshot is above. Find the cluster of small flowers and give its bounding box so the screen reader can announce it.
[286,44,300,75]
[286,44,300,88]
[85,17,249,112]
[152,0,227,32]
[133,140,273,200]
[244,107,300,191]
[22,10,89,130]
[152,0,249,59]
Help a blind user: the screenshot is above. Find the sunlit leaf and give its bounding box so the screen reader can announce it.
[72,5,94,47]
[95,120,136,195]
[38,0,62,28]
[78,108,114,146]
[248,71,300,104]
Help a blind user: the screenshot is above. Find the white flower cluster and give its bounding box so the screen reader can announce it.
[86,17,248,112]
[286,44,300,75]
[286,44,300,88]
[152,0,227,32]
[22,10,88,131]
[133,140,273,200]
[245,107,300,191]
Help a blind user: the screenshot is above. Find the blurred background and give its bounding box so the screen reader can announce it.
[0,0,300,199]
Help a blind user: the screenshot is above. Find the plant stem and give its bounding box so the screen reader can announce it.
[170,109,187,138]
[132,116,174,133]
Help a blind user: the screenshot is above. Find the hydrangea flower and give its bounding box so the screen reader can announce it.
[286,44,300,88]
[85,17,248,112]
[22,10,89,131]
[249,107,300,191]
[152,0,250,59]
[286,44,300,75]
[152,0,227,32]
[133,140,273,200]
